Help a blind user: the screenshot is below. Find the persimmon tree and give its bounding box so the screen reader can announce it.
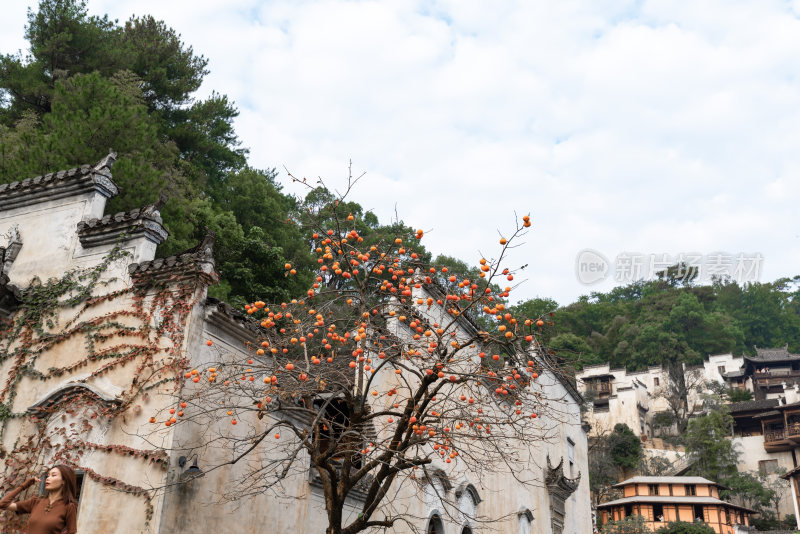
[151,180,571,534]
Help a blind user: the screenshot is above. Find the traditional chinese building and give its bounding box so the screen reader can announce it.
[597,476,754,533]
[0,156,593,533]
[738,347,800,400]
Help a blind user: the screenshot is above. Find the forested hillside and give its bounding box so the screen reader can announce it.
[3,2,797,366]
[514,271,800,371]
[0,0,495,313]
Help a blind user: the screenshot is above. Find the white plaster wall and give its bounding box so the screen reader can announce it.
[732,436,796,520]
[160,286,594,534]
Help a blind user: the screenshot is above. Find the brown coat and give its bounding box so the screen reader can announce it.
[14,496,77,534]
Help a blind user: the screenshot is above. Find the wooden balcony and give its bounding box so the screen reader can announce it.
[762,427,800,452]
[754,371,800,389]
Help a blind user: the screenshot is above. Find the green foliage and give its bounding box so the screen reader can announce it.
[511,268,799,372]
[726,387,753,402]
[0,403,10,421]
[722,471,772,512]
[0,0,305,306]
[589,424,643,506]
[654,521,715,534]
[652,411,675,430]
[602,515,649,534]
[609,423,644,469]
[685,404,738,483]
[549,332,601,367]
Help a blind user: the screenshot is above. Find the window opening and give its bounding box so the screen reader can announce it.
[427,514,444,534]
[653,504,664,521]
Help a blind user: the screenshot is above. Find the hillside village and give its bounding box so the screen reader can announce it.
[0,155,795,534]
[578,348,800,531]
[2,3,800,534]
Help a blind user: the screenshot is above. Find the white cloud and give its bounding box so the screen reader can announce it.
[2,0,799,305]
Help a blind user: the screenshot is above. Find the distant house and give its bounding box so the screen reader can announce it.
[740,346,800,400]
[597,476,754,533]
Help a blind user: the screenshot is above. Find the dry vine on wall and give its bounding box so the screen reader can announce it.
[0,245,204,532]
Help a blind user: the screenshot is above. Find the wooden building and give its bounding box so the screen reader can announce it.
[597,476,753,533]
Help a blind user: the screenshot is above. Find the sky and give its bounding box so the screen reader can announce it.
[2,0,799,306]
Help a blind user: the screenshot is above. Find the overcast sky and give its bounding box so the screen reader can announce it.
[2,1,799,306]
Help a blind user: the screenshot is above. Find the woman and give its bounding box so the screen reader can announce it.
[0,465,78,534]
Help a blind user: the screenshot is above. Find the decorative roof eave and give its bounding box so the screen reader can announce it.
[409,272,481,337]
[0,225,23,319]
[425,468,454,492]
[28,383,122,414]
[722,369,746,378]
[781,464,800,480]
[753,410,782,419]
[729,398,779,413]
[545,455,581,497]
[204,297,261,345]
[0,152,119,212]
[77,204,168,248]
[579,372,615,380]
[746,345,800,363]
[128,234,217,287]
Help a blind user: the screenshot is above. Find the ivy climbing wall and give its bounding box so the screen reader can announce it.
[0,158,213,533]
[0,244,210,533]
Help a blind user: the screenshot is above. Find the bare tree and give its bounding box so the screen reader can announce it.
[654,364,707,435]
[146,183,575,534]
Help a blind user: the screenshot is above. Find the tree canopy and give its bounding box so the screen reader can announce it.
[150,191,548,534]
[0,0,306,307]
[515,273,799,372]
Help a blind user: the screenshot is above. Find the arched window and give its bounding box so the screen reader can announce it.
[427,514,445,534]
[423,469,451,512]
[455,482,481,523]
[461,526,473,534]
[518,509,533,534]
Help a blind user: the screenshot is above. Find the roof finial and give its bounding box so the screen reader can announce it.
[94,151,118,172]
[153,191,168,212]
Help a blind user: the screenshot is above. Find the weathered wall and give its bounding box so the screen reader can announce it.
[156,286,593,533]
[0,163,205,534]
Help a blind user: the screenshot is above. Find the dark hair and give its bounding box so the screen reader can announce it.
[51,465,77,505]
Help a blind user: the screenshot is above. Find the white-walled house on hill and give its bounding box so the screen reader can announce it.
[577,352,800,522]
[0,156,592,533]
[576,354,745,439]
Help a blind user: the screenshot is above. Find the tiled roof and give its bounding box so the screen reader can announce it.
[597,495,755,513]
[128,234,217,284]
[729,398,779,413]
[77,205,168,247]
[0,153,119,210]
[614,476,720,487]
[747,346,800,362]
[722,369,745,378]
